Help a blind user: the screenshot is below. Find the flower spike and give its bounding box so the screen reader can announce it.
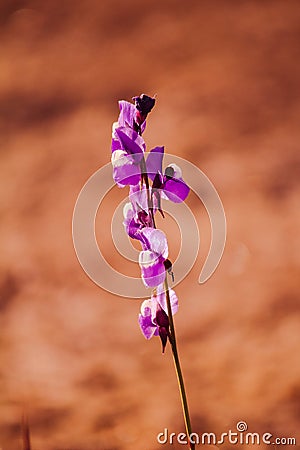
[110,94,195,449]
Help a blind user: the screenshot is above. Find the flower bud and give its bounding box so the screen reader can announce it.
[159,327,168,353]
[133,94,156,128]
[164,259,173,271]
[156,307,169,328]
[133,94,156,116]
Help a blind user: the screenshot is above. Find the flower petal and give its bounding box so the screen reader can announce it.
[115,126,145,156]
[129,184,149,213]
[146,146,164,180]
[163,163,190,202]
[123,201,134,220]
[123,202,141,238]
[118,100,136,128]
[139,228,168,258]
[163,178,190,203]
[111,151,141,186]
[139,251,166,287]
[155,284,179,316]
[138,299,158,339]
[111,137,120,153]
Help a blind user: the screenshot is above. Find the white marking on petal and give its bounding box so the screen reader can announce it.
[112,121,119,136]
[123,202,134,219]
[140,299,152,316]
[111,150,129,168]
[139,250,157,268]
[141,228,168,258]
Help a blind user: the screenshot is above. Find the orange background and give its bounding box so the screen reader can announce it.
[0,1,299,449]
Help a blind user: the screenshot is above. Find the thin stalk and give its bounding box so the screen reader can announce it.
[137,121,156,228]
[140,156,156,228]
[164,278,195,450]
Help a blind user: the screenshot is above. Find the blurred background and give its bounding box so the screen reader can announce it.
[0,0,300,449]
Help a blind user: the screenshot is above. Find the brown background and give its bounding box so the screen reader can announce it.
[0,1,300,449]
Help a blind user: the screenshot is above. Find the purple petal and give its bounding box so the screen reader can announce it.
[138,299,158,339]
[162,163,190,202]
[128,218,143,239]
[129,184,149,212]
[123,211,146,241]
[155,284,179,316]
[139,228,168,257]
[119,99,147,133]
[118,101,136,128]
[138,314,156,339]
[115,126,145,156]
[163,178,190,203]
[139,251,166,287]
[111,151,141,186]
[111,137,120,153]
[146,146,164,180]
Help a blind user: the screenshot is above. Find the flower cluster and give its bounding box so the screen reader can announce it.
[111,94,190,352]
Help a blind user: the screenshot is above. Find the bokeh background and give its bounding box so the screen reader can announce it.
[1,1,300,449]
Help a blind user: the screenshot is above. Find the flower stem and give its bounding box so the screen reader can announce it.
[140,156,156,228]
[164,278,195,450]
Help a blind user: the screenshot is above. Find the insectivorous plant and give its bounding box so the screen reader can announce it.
[111,94,195,449]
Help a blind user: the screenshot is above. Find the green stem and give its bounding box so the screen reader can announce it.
[164,278,195,450]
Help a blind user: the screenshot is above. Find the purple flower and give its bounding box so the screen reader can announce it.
[123,216,167,286]
[146,147,190,203]
[111,97,152,186]
[111,126,146,186]
[110,96,190,353]
[162,163,190,203]
[111,151,141,186]
[123,183,162,238]
[138,227,168,288]
[123,202,142,240]
[116,100,147,134]
[116,94,155,136]
[139,285,178,352]
[123,185,151,239]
